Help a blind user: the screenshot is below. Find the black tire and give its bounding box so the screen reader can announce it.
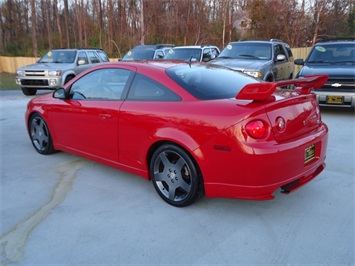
[29,113,56,155]
[150,144,203,207]
[21,87,37,96]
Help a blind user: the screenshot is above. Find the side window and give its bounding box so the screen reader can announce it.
[97,50,110,62]
[70,68,132,100]
[127,73,181,101]
[77,51,89,65]
[285,45,293,59]
[211,48,219,59]
[154,50,164,59]
[274,44,286,61]
[87,51,100,63]
[202,48,212,61]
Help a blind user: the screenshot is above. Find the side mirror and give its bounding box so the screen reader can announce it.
[294,58,305,65]
[77,59,86,65]
[276,54,286,62]
[202,55,212,62]
[53,88,67,99]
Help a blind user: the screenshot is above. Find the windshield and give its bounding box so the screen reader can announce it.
[38,50,77,63]
[164,48,202,61]
[218,42,272,60]
[307,43,355,64]
[122,50,155,61]
[166,64,257,100]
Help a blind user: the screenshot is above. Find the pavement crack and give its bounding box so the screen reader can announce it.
[0,158,88,264]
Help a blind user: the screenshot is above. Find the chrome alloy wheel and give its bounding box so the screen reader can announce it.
[150,144,202,207]
[29,114,55,155]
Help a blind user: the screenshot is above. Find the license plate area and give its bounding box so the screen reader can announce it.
[326,95,344,104]
[304,144,316,164]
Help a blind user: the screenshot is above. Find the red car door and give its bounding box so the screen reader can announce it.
[49,68,133,163]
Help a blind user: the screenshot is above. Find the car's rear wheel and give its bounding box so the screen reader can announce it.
[150,144,203,207]
[29,113,56,155]
[21,87,37,96]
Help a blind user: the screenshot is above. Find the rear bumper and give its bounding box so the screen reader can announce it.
[204,163,325,200]
[200,122,328,201]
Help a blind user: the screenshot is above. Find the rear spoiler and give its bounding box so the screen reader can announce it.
[236,75,328,101]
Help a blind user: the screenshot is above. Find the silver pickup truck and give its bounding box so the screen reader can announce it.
[15,48,110,95]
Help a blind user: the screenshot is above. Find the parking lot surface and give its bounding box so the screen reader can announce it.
[0,90,354,265]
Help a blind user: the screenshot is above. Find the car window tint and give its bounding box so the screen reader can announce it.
[87,51,100,63]
[127,73,181,101]
[70,68,132,100]
[167,64,256,100]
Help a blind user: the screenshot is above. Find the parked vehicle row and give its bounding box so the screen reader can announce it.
[15,39,355,109]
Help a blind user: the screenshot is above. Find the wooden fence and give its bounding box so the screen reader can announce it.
[0,47,311,74]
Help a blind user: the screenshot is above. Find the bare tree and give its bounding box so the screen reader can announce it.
[64,0,70,47]
[30,0,38,57]
[54,0,63,47]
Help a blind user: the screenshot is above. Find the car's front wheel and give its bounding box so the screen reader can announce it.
[29,113,56,155]
[150,144,203,207]
[21,87,37,96]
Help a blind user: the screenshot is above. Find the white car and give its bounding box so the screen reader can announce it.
[163,45,220,62]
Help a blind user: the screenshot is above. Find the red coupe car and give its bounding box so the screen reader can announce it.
[26,61,328,207]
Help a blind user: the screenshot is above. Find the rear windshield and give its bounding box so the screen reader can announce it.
[166,64,257,100]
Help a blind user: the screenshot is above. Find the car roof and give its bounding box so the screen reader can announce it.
[91,60,190,71]
[131,44,175,50]
[50,48,104,52]
[314,40,355,45]
[229,39,286,44]
[172,45,218,49]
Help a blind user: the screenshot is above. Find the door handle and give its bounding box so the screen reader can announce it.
[99,113,112,120]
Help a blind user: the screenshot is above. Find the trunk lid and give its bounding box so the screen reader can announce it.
[265,92,321,142]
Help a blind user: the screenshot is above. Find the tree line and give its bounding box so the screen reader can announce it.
[0,0,354,58]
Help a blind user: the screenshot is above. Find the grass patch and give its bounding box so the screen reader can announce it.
[0,72,19,90]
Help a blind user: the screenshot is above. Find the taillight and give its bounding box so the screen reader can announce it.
[245,120,266,139]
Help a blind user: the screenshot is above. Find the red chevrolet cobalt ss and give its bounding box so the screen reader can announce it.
[25,61,328,207]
